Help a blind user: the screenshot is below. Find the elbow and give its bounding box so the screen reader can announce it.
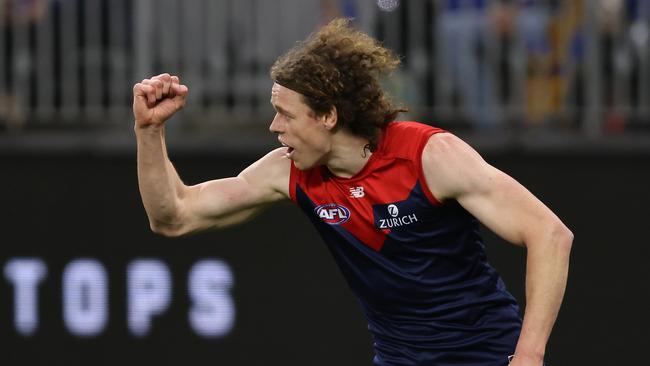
[527,220,573,253]
[149,219,188,238]
[553,222,574,253]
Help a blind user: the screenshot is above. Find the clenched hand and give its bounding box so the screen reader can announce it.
[133,73,189,127]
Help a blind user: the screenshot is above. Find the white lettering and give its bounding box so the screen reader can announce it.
[378,214,419,229]
[188,260,235,337]
[63,259,108,337]
[4,258,47,336]
[328,209,338,218]
[3,257,236,339]
[319,209,332,220]
[127,260,171,337]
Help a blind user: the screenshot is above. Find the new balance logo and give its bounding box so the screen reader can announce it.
[349,187,365,198]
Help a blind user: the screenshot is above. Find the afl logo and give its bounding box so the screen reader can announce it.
[314,203,351,225]
[387,204,399,217]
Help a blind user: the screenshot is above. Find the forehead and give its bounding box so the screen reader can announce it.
[271,82,303,106]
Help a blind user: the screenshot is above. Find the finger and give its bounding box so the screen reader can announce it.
[151,79,164,100]
[171,83,189,98]
[143,78,162,98]
[169,76,180,98]
[133,83,147,97]
[134,83,156,106]
[155,73,171,80]
[140,78,156,94]
[141,80,157,104]
[147,86,157,106]
[162,79,171,96]
[155,73,172,96]
[171,84,189,109]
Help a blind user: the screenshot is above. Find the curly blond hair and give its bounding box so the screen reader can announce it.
[270,18,407,150]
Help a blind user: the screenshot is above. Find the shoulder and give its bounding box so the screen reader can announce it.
[244,147,291,173]
[384,121,445,139]
[421,132,489,201]
[380,121,446,158]
[422,132,480,162]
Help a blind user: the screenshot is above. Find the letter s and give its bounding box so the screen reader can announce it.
[188,259,235,337]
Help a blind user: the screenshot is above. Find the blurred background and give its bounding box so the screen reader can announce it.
[0,0,648,365]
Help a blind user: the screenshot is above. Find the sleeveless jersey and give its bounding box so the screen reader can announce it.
[289,121,522,366]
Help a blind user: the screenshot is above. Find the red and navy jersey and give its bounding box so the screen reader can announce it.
[289,121,522,366]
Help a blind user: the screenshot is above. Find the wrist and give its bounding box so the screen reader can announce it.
[134,121,164,134]
[512,347,544,363]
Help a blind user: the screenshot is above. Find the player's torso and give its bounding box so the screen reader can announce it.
[290,122,522,365]
[290,123,489,305]
[305,156,437,253]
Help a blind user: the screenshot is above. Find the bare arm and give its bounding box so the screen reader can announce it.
[134,74,290,237]
[422,133,573,366]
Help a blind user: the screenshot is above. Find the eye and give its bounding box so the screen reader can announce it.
[280,112,293,120]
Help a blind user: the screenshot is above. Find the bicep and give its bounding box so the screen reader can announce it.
[179,148,290,233]
[423,134,560,246]
[183,176,277,231]
[456,166,559,246]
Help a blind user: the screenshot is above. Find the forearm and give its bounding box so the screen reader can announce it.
[514,225,573,361]
[135,124,187,231]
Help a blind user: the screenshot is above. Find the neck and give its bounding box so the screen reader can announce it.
[325,131,373,178]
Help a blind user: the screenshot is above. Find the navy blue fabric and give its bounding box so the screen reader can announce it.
[295,182,522,366]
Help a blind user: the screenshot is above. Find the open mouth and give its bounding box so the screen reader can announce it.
[285,146,295,158]
[279,139,295,157]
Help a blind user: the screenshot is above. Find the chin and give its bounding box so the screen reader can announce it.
[293,159,318,171]
[293,161,308,171]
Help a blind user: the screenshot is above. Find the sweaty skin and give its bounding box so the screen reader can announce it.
[134,73,572,366]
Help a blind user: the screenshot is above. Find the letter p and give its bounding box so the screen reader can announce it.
[127,259,171,337]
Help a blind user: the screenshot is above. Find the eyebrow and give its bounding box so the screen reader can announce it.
[270,103,296,119]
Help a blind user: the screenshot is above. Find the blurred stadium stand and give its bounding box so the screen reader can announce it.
[1,0,649,153]
[1,3,649,365]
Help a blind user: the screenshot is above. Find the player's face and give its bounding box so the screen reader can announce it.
[269,83,333,170]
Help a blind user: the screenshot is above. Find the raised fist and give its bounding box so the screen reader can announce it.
[133,73,189,127]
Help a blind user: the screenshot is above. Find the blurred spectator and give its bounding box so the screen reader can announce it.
[487,0,519,124]
[0,0,47,130]
[510,0,585,125]
[599,0,650,131]
[320,0,378,36]
[599,0,628,132]
[548,0,586,125]
[0,0,646,135]
[483,0,554,126]
[436,0,502,128]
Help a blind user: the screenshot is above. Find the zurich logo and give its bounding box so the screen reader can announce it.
[387,204,399,217]
[314,203,351,225]
[378,203,419,229]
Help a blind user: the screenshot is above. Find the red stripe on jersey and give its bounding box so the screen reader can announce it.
[289,121,446,251]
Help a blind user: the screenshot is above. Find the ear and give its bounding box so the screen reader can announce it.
[321,106,338,130]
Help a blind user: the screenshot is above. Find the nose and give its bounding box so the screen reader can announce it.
[269,113,283,134]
